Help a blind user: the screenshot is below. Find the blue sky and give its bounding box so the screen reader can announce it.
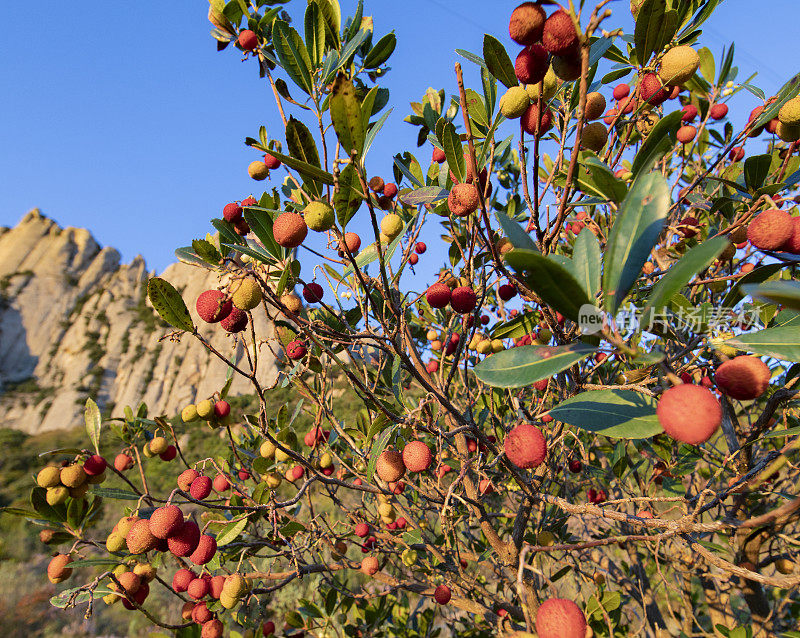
[0,0,797,274]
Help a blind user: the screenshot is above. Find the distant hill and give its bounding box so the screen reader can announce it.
[0,209,276,433]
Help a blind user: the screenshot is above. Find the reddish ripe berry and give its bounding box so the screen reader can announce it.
[238,469,250,480]
[504,423,547,469]
[159,445,177,461]
[409,253,419,265]
[303,282,324,303]
[426,282,452,309]
[223,202,243,223]
[214,400,230,419]
[521,104,553,135]
[114,453,133,472]
[264,153,281,169]
[415,242,427,254]
[639,73,669,106]
[432,147,446,163]
[450,286,477,314]
[354,522,370,538]
[710,103,729,120]
[213,474,230,492]
[498,284,517,301]
[402,440,433,472]
[434,584,452,605]
[729,146,745,162]
[514,44,549,85]
[480,314,490,325]
[568,459,582,473]
[383,183,398,198]
[426,360,439,374]
[681,104,698,122]
[238,29,258,51]
[190,476,212,500]
[83,454,106,476]
[286,340,307,360]
[603,109,619,126]
[612,84,630,101]
[196,290,233,324]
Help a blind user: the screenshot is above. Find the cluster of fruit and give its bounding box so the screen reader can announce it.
[182,397,232,430]
[195,275,263,334]
[36,454,107,505]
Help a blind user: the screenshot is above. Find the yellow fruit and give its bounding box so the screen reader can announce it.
[776,558,795,574]
[148,436,169,455]
[260,440,277,458]
[499,86,530,119]
[68,484,89,499]
[658,46,700,85]
[303,201,335,232]
[526,66,558,102]
[319,453,333,469]
[231,277,262,310]
[197,399,214,419]
[582,122,608,152]
[378,503,394,517]
[636,110,659,137]
[280,293,303,314]
[60,464,87,488]
[777,122,800,143]
[182,404,199,423]
[537,531,556,546]
[37,466,62,488]
[779,96,800,126]
[477,339,492,354]
[491,339,505,353]
[133,563,156,583]
[584,92,606,121]
[380,214,404,239]
[265,472,282,488]
[220,591,239,609]
[248,161,269,180]
[106,533,126,553]
[275,447,290,462]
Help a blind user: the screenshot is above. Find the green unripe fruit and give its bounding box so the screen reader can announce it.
[581,122,608,152]
[303,201,335,232]
[149,436,169,455]
[401,549,418,566]
[37,466,62,488]
[142,443,155,458]
[197,399,214,419]
[46,486,69,506]
[231,277,262,311]
[222,574,248,598]
[220,591,239,609]
[260,441,277,458]
[477,339,492,354]
[380,214,403,239]
[779,96,800,126]
[264,472,282,488]
[182,405,199,423]
[106,533,127,553]
[319,452,333,469]
[499,86,530,119]
[69,484,89,499]
[658,46,700,85]
[777,121,800,143]
[378,503,394,517]
[60,464,87,488]
[538,328,553,342]
[491,339,505,353]
[87,471,106,485]
[526,66,558,102]
[275,448,290,463]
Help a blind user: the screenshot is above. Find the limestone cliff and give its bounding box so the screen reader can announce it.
[0,209,277,433]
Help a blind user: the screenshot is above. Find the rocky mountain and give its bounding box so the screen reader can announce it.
[0,209,277,434]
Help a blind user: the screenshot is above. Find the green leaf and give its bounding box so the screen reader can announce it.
[273,20,314,95]
[243,208,284,260]
[175,246,210,267]
[211,218,245,246]
[642,237,728,319]
[333,163,363,228]
[549,389,662,439]
[473,343,596,389]
[90,487,141,500]
[724,327,800,362]
[30,487,65,523]
[216,516,250,546]
[482,34,517,89]
[146,277,195,332]
[312,0,340,49]
[363,32,396,68]
[697,46,715,83]
[722,263,783,307]
[572,229,602,299]
[286,117,324,197]
[364,107,392,157]
[330,73,365,158]
[634,0,679,65]
[602,172,669,313]
[491,312,540,339]
[505,249,594,322]
[438,120,464,184]
[400,187,448,207]
[248,142,334,186]
[366,425,397,482]
[744,154,772,191]
[578,155,628,203]
[631,110,682,177]
[495,210,538,252]
[342,234,403,277]
[304,2,325,68]
[744,281,800,312]
[191,239,221,265]
[85,398,101,456]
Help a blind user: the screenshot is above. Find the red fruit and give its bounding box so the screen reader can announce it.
[479,478,494,494]
[220,306,248,333]
[188,577,210,600]
[678,215,699,238]
[114,453,133,472]
[190,476,212,500]
[715,355,770,400]
[450,286,477,314]
[681,104,698,122]
[361,556,380,575]
[273,211,308,248]
[122,582,149,610]
[214,400,230,419]
[729,146,745,161]
[409,253,419,265]
[568,459,582,473]
[415,242,427,254]
[302,282,324,303]
[498,284,517,301]
[192,602,213,624]
[395,517,407,529]
[83,454,106,476]
[426,282,452,309]
[448,183,480,216]
[264,153,281,170]
[262,621,276,636]
[534,378,549,391]
[240,196,257,207]
[542,10,579,56]
[196,290,233,324]
[656,384,722,444]
[612,84,630,101]
[747,209,794,250]
[536,598,587,638]
[159,445,177,461]
[383,183,398,198]
[238,29,258,51]
[213,474,231,492]
[202,619,223,638]
[434,584,452,605]
[481,314,490,325]
[172,568,195,593]
[238,469,250,480]
[223,202,243,222]
[149,505,184,539]
[289,465,304,481]
[509,2,546,45]
[521,104,553,135]
[445,333,460,355]
[710,103,729,120]
[780,217,800,254]
[389,480,405,494]
[639,73,669,106]
[426,360,439,374]
[603,109,619,125]
[402,441,433,472]
[504,423,547,469]
[190,535,217,565]
[354,522,370,538]
[339,232,362,254]
[677,125,697,144]
[286,340,307,360]
[168,520,201,557]
[515,45,549,85]
[432,147,446,163]
[178,468,200,491]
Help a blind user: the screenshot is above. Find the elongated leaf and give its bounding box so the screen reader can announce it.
[364,107,392,157]
[221,242,274,264]
[456,48,488,70]
[724,327,800,362]
[603,172,669,313]
[273,20,314,95]
[549,389,661,439]
[722,263,783,307]
[337,29,370,69]
[312,0,341,49]
[392,155,424,188]
[744,154,771,192]
[286,117,323,196]
[174,247,209,267]
[363,32,396,68]
[243,208,284,259]
[581,156,627,203]
[572,229,602,299]
[85,398,101,455]
[216,516,250,546]
[400,186,448,206]
[366,426,396,482]
[304,2,325,68]
[333,163,363,228]
[191,239,221,266]
[438,120,464,183]
[491,312,540,339]
[495,210,538,251]
[343,235,403,277]
[634,0,679,65]
[744,281,800,312]
[211,218,245,246]
[147,277,194,332]
[642,237,728,319]
[90,487,141,500]
[474,343,596,388]
[330,73,364,158]
[631,110,683,177]
[483,35,517,89]
[248,143,334,186]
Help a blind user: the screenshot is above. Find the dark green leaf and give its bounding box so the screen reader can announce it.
[722,264,783,307]
[743,281,800,313]
[400,187,448,206]
[248,142,334,186]
[211,218,246,246]
[304,2,325,68]
[483,35,517,89]
[273,20,314,95]
[438,120,464,184]
[473,343,596,388]
[330,73,365,158]
[191,239,222,265]
[147,277,195,332]
[634,0,679,65]
[724,327,800,362]
[333,163,363,228]
[312,0,340,49]
[286,117,324,196]
[491,312,540,339]
[175,247,210,267]
[549,389,662,439]
[363,32,396,68]
[243,208,284,259]
[572,228,602,299]
[744,154,772,191]
[495,210,538,251]
[90,487,141,500]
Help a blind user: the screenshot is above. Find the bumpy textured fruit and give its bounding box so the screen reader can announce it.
[303,282,324,303]
[220,307,248,333]
[168,521,201,557]
[37,466,61,488]
[380,214,404,239]
[527,66,558,102]
[83,454,107,476]
[190,534,217,565]
[434,585,451,605]
[677,124,697,144]
[383,183,398,198]
[172,568,195,593]
[426,282,452,309]
[47,554,73,584]
[636,110,659,137]
[448,183,480,217]
[658,46,700,85]
[247,161,269,180]
[106,532,126,552]
[504,423,547,469]
[777,122,800,143]
[260,440,277,458]
[149,505,184,539]
[202,619,223,638]
[273,212,308,248]
[536,598,587,638]
[231,277,262,310]
[499,86,530,119]
[339,232,361,254]
[149,436,168,455]
[196,290,232,323]
[127,519,159,554]
[361,556,380,575]
[581,122,608,152]
[238,29,258,51]
[710,103,729,120]
[222,573,248,598]
[60,464,87,488]
[715,356,770,400]
[403,441,432,472]
[190,476,213,500]
[780,217,800,253]
[515,44,549,85]
[115,571,142,596]
[304,201,335,232]
[223,202,243,223]
[747,209,794,250]
[657,384,721,444]
[521,104,553,135]
[286,340,307,360]
[584,92,606,120]
[779,96,800,126]
[376,449,406,483]
[552,54,581,81]
[450,286,477,314]
[182,405,199,423]
[542,10,579,56]
[509,2,546,45]
[639,73,669,106]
